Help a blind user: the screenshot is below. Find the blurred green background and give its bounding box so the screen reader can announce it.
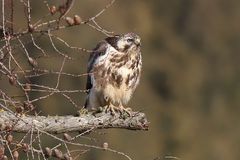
[1,0,240,159]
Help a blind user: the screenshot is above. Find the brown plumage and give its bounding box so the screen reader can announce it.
[85,33,142,114]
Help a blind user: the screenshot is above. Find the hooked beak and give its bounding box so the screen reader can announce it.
[134,38,141,47]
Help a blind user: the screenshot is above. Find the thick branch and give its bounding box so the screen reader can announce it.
[0,111,149,133]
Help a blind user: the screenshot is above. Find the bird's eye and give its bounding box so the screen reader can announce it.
[127,38,134,43]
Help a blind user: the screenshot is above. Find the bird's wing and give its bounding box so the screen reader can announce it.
[86,41,108,92]
[105,35,119,49]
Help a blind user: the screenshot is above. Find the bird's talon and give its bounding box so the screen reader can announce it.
[119,106,132,116]
[76,108,88,116]
[103,104,119,116]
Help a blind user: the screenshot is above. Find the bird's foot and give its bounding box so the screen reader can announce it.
[119,106,132,116]
[103,104,132,117]
[76,108,88,116]
[103,104,119,116]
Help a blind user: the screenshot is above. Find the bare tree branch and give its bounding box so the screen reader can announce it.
[0,111,149,134]
[0,1,148,159]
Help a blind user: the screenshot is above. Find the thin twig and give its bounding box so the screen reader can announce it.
[30,34,47,56]
[48,30,72,59]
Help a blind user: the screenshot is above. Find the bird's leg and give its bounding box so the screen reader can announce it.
[103,97,132,116]
[103,96,118,115]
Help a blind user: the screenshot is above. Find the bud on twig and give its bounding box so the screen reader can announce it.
[6,134,13,144]
[22,143,29,152]
[73,15,82,25]
[24,83,31,92]
[9,75,17,86]
[63,133,72,141]
[52,149,63,159]
[23,101,34,111]
[15,106,24,113]
[102,142,108,149]
[44,147,52,158]
[65,17,74,26]
[2,155,7,160]
[28,24,35,33]
[13,150,19,160]
[49,6,57,15]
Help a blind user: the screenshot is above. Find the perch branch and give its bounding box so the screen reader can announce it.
[0,111,149,134]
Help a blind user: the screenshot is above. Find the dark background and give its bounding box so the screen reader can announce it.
[1,0,240,160]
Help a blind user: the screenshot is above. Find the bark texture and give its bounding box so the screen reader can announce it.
[0,111,149,133]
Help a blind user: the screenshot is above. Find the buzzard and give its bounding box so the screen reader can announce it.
[84,33,142,114]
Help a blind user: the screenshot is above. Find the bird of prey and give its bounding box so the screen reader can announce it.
[84,33,142,115]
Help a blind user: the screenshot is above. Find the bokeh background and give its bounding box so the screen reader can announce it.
[1,0,240,160]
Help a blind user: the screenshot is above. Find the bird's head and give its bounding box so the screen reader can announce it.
[105,33,141,52]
